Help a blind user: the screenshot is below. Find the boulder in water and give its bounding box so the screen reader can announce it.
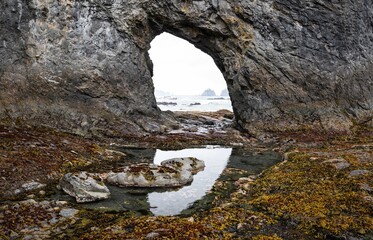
[161,157,205,175]
[107,163,193,188]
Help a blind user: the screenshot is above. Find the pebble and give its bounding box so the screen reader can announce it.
[146,232,160,239]
[10,230,19,238]
[22,181,46,191]
[56,201,68,206]
[237,223,243,230]
[20,199,37,206]
[322,158,350,170]
[27,194,35,199]
[39,190,46,195]
[59,208,78,218]
[359,183,372,193]
[349,170,371,177]
[49,217,59,224]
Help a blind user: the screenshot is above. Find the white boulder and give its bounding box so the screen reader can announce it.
[59,172,110,203]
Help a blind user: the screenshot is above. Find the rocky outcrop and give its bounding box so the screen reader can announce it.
[59,172,110,203]
[0,0,372,136]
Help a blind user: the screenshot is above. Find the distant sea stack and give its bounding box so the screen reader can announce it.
[220,89,229,97]
[201,89,216,97]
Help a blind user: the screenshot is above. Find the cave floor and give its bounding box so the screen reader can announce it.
[0,112,372,240]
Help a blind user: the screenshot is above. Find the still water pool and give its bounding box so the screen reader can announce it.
[54,146,282,216]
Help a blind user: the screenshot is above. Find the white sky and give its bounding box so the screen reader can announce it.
[149,32,227,96]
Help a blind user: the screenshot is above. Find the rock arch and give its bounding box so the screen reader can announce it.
[0,0,372,136]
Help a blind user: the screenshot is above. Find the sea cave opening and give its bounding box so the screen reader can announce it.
[149,32,232,112]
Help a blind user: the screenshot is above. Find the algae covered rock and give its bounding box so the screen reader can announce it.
[107,163,193,188]
[59,172,110,203]
[161,157,205,175]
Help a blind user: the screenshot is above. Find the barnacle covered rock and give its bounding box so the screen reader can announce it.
[107,163,193,188]
[161,157,205,175]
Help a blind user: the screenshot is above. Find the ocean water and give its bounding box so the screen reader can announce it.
[156,95,232,112]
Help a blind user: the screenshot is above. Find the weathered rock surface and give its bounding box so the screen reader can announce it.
[59,172,110,203]
[107,163,193,188]
[161,157,205,175]
[0,0,372,136]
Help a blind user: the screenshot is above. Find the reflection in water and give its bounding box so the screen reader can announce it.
[149,147,232,215]
[54,147,282,216]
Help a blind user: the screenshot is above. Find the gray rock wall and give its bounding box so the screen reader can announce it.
[0,0,372,136]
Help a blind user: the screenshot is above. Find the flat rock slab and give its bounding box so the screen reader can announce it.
[107,163,193,188]
[59,172,110,203]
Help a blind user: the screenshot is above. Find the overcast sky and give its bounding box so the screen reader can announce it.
[149,32,227,96]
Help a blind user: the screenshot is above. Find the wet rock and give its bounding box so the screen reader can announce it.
[107,163,193,187]
[322,158,350,170]
[160,157,205,175]
[59,172,110,203]
[349,170,371,177]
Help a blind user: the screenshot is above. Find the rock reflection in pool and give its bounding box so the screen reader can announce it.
[149,147,232,215]
[55,147,282,216]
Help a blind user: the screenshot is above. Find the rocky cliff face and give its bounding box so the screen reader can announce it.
[1,0,372,136]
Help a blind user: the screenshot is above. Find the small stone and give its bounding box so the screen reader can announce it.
[39,190,46,195]
[56,201,68,206]
[10,230,19,238]
[359,183,372,193]
[14,189,21,194]
[237,223,243,230]
[20,199,37,206]
[59,208,78,218]
[349,170,371,177]
[49,217,59,224]
[363,196,373,203]
[322,158,350,170]
[27,194,35,199]
[39,201,50,208]
[146,232,160,239]
[187,217,194,222]
[22,181,46,192]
